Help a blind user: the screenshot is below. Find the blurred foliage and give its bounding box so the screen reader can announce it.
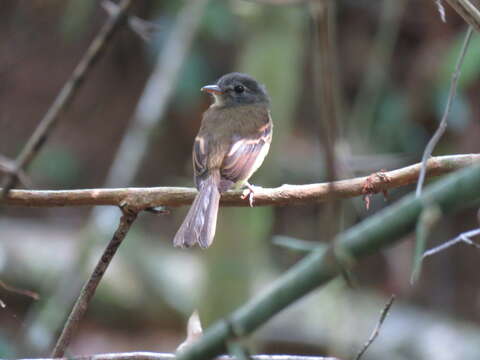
[30,146,81,187]
[438,31,480,90]
[60,0,96,42]
[375,89,427,154]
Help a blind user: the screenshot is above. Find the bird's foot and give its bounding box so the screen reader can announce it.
[241,182,257,207]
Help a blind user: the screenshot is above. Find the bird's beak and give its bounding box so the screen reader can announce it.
[201,84,223,94]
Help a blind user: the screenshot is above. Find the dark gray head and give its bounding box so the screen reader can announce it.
[201,72,269,107]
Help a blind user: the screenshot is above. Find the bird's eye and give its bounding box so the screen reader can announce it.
[234,85,245,93]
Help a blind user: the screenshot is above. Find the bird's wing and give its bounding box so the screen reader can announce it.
[220,119,272,186]
[192,135,209,188]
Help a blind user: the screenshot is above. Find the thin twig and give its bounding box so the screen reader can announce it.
[423,228,480,258]
[0,154,32,188]
[436,0,447,22]
[445,0,480,31]
[354,295,395,360]
[19,353,341,360]
[0,0,132,199]
[415,26,473,197]
[102,0,160,42]
[2,154,479,208]
[50,206,139,357]
[0,279,39,300]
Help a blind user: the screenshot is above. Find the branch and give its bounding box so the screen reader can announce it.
[415,26,473,197]
[423,227,480,258]
[20,353,340,360]
[0,154,31,187]
[0,279,39,301]
[436,0,447,22]
[445,0,480,31]
[175,163,480,360]
[2,154,478,209]
[354,295,395,360]
[51,206,139,357]
[0,0,132,199]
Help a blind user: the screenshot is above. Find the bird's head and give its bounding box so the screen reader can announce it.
[201,72,269,107]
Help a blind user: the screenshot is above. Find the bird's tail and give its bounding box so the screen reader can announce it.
[173,172,221,249]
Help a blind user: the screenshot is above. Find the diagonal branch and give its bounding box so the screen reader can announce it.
[423,227,480,258]
[1,154,478,209]
[0,154,32,187]
[415,26,473,197]
[354,295,395,360]
[445,0,480,31]
[0,0,132,199]
[51,206,139,357]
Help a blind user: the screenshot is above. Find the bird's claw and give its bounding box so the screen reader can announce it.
[241,183,256,207]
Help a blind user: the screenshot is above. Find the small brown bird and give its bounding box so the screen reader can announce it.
[173,73,273,248]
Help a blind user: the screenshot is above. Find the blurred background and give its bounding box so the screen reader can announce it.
[1,0,480,359]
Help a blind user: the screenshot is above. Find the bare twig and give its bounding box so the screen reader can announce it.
[445,0,480,31]
[2,154,479,209]
[0,154,31,187]
[0,0,132,199]
[0,279,39,300]
[102,0,161,42]
[50,206,139,357]
[415,26,473,197]
[423,228,480,258]
[436,0,447,22]
[354,295,395,360]
[19,353,340,360]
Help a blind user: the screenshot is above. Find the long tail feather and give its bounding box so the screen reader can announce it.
[173,173,220,248]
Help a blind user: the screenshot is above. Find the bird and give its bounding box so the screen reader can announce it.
[173,72,273,249]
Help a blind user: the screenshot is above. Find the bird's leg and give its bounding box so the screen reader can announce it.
[240,182,257,207]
